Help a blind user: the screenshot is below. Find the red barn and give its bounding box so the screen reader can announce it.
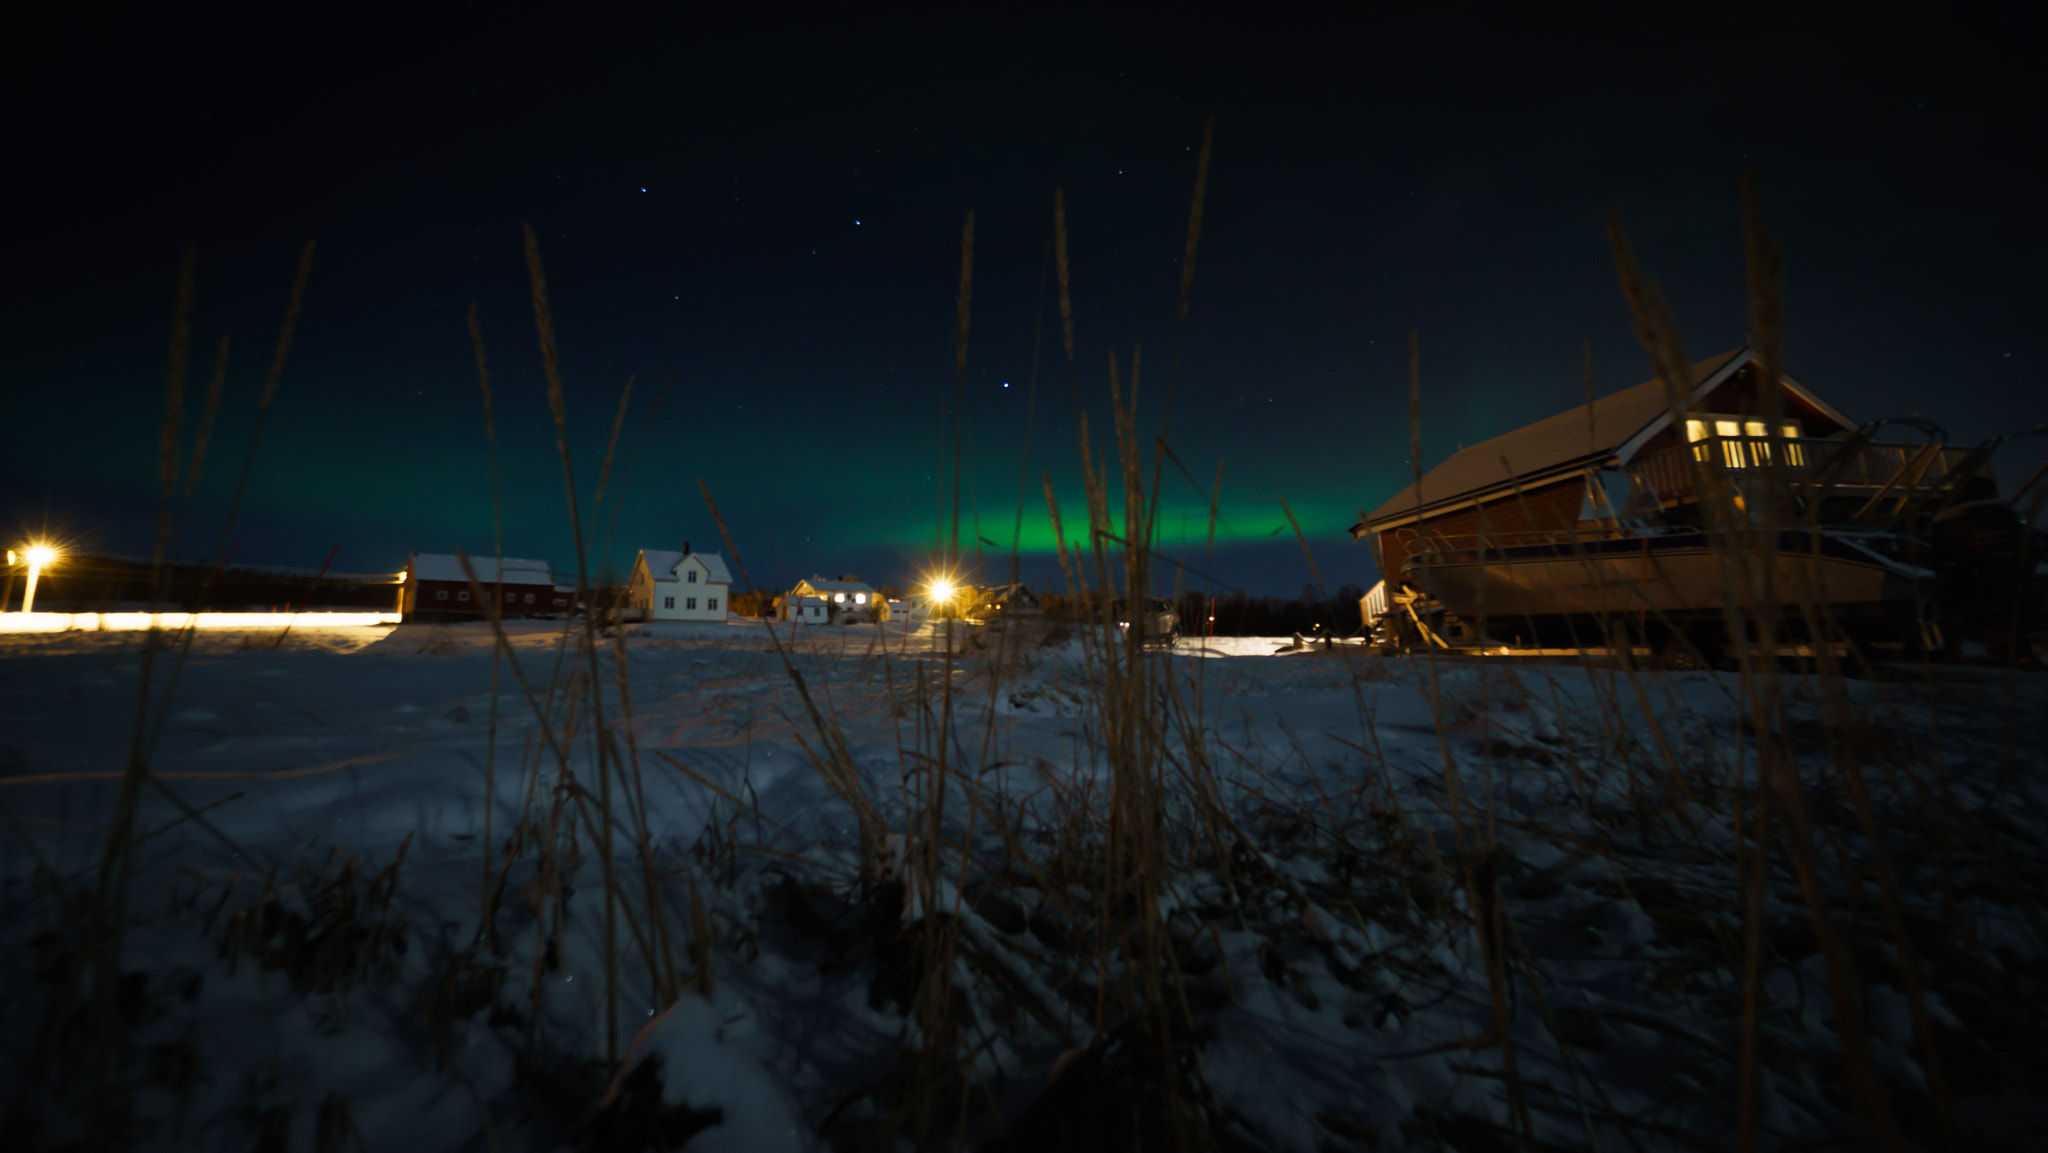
[399,554,572,622]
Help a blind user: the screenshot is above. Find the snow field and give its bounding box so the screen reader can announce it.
[2,619,2045,1150]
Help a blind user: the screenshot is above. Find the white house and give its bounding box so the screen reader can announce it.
[628,546,733,622]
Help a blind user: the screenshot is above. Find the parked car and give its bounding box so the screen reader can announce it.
[1112,596,1180,644]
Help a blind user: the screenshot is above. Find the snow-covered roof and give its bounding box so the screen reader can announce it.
[1358,348,1854,530]
[408,554,556,585]
[793,577,873,595]
[640,549,733,585]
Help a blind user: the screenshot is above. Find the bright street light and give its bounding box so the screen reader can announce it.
[20,543,58,613]
[929,579,955,604]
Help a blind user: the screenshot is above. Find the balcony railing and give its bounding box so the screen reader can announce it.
[1633,438,1976,506]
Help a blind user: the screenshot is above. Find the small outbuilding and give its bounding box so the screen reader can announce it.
[627,544,733,622]
[400,554,569,622]
[776,595,830,624]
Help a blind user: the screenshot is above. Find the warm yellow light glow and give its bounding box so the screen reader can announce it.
[930,579,956,604]
[0,612,402,634]
[18,543,59,613]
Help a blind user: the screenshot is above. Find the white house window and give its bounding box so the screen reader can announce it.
[664,596,675,609]
[854,593,866,604]
[833,592,845,603]
[687,570,698,583]
[686,597,697,610]
[436,590,448,600]
[708,597,718,611]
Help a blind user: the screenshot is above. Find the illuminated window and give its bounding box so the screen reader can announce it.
[1686,417,1803,468]
[833,592,845,602]
[855,593,867,604]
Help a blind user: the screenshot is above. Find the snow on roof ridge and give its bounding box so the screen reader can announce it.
[1361,348,1753,526]
[638,548,732,585]
[408,553,556,584]
[794,577,873,592]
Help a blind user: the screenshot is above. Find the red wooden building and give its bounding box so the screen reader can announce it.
[399,553,572,622]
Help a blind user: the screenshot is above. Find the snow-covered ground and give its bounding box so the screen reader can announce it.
[2,617,2044,1150]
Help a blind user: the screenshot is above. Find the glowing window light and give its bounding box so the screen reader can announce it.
[1688,417,1805,469]
[833,592,845,603]
[854,593,866,604]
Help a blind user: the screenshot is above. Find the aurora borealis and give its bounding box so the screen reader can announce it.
[4,9,2041,597]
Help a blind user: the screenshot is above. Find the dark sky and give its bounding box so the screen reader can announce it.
[4,6,2041,598]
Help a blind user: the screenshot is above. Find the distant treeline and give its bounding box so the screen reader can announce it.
[1170,585,1367,638]
[716,583,1370,636]
[1035,584,1368,638]
[7,555,401,613]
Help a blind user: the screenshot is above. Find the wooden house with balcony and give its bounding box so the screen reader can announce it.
[1347,348,2007,656]
[1351,347,1988,582]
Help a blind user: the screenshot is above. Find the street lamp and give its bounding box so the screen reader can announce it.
[20,544,56,613]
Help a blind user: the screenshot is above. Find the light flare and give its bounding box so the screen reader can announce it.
[16,543,59,613]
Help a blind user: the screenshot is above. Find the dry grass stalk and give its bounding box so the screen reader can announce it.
[695,480,886,872]
[1609,209,1899,1152]
[521,222,635,1066]
[1402,333,1535,1149]
[467,302,505,949]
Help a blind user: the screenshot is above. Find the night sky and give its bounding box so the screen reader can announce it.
[4,7,2041,598]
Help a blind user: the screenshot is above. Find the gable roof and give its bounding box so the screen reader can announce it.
[1358,348,1854,531]
[793,577,873,595]
[639,549,733,585]
[409,553,555,585]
